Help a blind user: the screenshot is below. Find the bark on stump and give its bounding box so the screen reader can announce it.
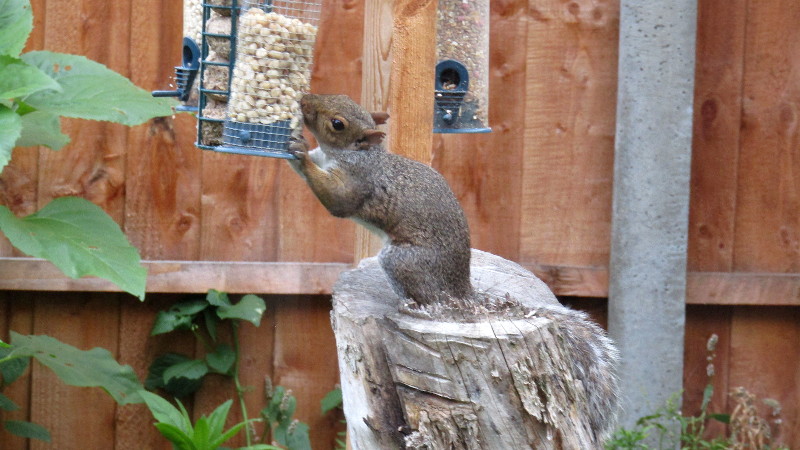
[332,249,619,450]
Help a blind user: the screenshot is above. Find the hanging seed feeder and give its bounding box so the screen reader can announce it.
[203,0,321,158]
[433,0,491,133]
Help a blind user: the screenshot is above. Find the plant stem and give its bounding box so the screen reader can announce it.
[231,321,253,447]
[191,326,214,352]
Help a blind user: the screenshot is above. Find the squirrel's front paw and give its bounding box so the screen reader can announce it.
[288,137,309,159]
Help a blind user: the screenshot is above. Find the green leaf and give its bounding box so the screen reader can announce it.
[206,289,231,307]
[0,391,19,411]
[205,344,235,375]
[192,416,211,448]
[208,419,249,449]
[145,353,203,398]
[163,359,209,384]
[0,197,147,299]
[206,399,233,439]
[154,422,196,450]
[139,390,189,430]
[0,346,30,384]
[701,383,714,411]
[0,55,62,99]
[261,385,286,424]
[7,332,144,404]
[216,295,267,327]
[321,388,342,414]
[203,308,219,342]
[150,299,209,335]
[17,110,70,150]
[283,421,311,450]
[275,419,310,450]
[0,0,33,57]
[20,51,176,125]
[4,420,51,442]
[709,413,730,424]
[0,104,22,169]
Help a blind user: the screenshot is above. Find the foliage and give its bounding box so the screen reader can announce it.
[146,290,265,398]
[0,333,145,442]
[605,335,788,450]
[0,197,148,299]
[0,0,178,299]
[321,387,347,450]
[144,290,332,450]
[139,390,280,450]
[260,383,311,450]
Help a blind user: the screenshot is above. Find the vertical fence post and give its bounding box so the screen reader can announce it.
[608,0,698,430]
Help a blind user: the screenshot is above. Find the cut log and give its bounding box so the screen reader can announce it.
[332,249,619,449]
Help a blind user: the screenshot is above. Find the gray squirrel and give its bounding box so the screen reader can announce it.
[290,95,621,443]
[288,94,471,306]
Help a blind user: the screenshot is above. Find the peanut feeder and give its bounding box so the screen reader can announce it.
[214,1,320,158]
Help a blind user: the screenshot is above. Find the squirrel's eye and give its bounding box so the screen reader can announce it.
[331,118,345,131]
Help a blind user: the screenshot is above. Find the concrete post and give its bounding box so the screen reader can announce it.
[608,0,697,430]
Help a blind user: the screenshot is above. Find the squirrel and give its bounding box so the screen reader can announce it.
[287,94,472,306]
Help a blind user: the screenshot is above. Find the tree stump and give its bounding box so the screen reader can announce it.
[332,250,619,449]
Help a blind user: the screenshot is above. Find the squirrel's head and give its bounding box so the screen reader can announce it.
[300,94,389,150]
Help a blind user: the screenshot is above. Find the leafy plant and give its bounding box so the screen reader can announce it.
[260,382,311,450]
[0,0,177,299]
[321,387,346,450]
[146,290,265,398]
[139,390,280,450]
[0,333,145,441]
[605,334,788,450]
[147,290,271,447]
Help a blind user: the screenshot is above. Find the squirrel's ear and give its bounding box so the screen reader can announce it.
[359,129,386,149]
[371,112,389,125]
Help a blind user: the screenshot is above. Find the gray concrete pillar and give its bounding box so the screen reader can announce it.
[608,0,697,430]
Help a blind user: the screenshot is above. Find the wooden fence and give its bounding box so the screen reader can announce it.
[1,0,798,448]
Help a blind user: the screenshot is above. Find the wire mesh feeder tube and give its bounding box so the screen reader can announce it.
[215,1,320,157]
[433,0,491,133]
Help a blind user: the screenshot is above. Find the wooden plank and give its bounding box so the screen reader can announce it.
[525,263,608,297]
[733,1,800,273]
[125,114,202,260]
[355,0,393,261]
[389,0,437,163]
[687,0,746,272]
[29,293,121,450]
[4,256,800,305]
[124,0,201,262]
[0,258,348,294]
[728,306,800,447]
[520,0,618,267]
[432,0,527,260]
[36,0,132,223]
[272,296,340,449]
[686,272,800,306]
[199,153,282,262]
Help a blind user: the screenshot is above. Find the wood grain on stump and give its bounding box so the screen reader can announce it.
[332,250,619,449]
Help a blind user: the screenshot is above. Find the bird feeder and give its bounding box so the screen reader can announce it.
[199,0,321,158]
[151,2,204,111]
[433,0,491,133]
